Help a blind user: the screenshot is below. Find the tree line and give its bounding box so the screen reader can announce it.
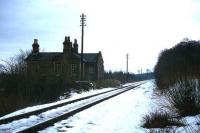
[0,50,68,116]
[0,50,154,116]
[155,39,200,90]
[147,39,200,131]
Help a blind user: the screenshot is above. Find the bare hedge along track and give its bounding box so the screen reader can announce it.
[0,81,145,133]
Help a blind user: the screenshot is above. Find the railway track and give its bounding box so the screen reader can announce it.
[0,81,145,133]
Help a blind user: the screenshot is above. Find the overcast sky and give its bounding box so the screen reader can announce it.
[1,0,200,73]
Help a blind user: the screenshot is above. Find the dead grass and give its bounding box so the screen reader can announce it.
[142,111,184,129]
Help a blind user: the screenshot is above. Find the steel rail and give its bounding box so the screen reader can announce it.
[16,83,144,133]
[0,83,141,124]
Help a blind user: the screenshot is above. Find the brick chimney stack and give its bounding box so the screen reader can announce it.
[63,36,72,55]
[73,39,78,54]
[32,39,39,54]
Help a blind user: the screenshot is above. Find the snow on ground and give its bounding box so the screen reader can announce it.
[0,87,117,120]
[2,80,198,132]
[39,80,158,133]
[0,81,143,120]
[1,88,137,132]
[175,115,200,132]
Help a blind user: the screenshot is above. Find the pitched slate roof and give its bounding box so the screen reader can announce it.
[25,52,99,63]
[81,53,99,63]
[25,52,61,61]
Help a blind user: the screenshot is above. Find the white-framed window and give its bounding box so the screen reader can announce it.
[71,64,77,74]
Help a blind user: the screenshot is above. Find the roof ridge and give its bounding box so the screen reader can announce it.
[38,52,62,53]
[80,53,98,54]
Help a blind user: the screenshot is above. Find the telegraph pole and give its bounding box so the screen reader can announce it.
[126,53,129,81]
[80,13,86,80]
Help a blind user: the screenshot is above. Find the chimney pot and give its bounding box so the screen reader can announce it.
[64,36,68,42]
[32,39,39,54]
[74,39,77,44]
[34,39,38,44]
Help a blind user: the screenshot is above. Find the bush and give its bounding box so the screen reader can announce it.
[93,79,121,89]
[0,93,28,116]
[0,51,70,116]
[154,40,200,90]
[165,80,200,117]
[154,39,200,117]
[104,71,136,83]
[72,81,94,93]
[0,72,69,116]
[142,111,184,129]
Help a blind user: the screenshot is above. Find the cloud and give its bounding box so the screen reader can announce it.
[0,0,80,54]
[1,0,200,73]
[80,0,200,72]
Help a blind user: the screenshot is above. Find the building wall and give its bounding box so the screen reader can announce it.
[84,63,97,80]
[26,55,104,81]
[97,53,104,80]
[26,57,81,82]
[83,53,104,81]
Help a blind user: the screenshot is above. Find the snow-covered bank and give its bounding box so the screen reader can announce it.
[40,80,157,133]
[0,87,116,120]
[0,81,143,120]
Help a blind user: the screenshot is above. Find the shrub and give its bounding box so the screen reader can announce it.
[151,39,200,131]
[72,81,94,93]
[165,80,200,117]
[154,40,200,90]
[0,93,28,116]
[142,111,184,129]
[0,50,70,116]
[93,79,121,89]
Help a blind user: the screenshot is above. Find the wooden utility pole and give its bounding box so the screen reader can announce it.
[80,13,86,80]
[126,53,129,81]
